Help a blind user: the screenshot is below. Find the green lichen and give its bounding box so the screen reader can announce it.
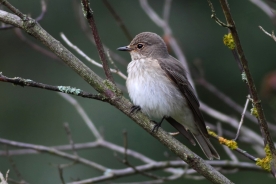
[241,72,247,83]
[58,86,81,95]
[103,80,122,96]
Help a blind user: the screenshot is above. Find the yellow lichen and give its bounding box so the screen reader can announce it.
[223,33,235,50]
[218,137,238,150]
[250,106,259,118]
[208,129,237,149]
[207,129,218,137]
[256,144,272,171]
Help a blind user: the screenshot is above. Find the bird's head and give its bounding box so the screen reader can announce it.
[117,32,169,60]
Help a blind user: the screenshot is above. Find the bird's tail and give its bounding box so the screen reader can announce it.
[194,134,220,160]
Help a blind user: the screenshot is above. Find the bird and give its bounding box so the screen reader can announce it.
[117,32,219,160]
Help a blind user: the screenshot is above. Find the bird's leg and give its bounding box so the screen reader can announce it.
[151,116,167,133]
[130,105,141,114]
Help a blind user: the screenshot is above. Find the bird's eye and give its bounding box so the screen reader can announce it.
[137,44,144,49]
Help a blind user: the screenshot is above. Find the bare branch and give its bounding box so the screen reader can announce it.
[74,3,129,66]
[63,123,78,156]
[14,28,60,61]
[218,0,276,176]
[217,123,238,162]
[67,160,261,184]
[250,0,275,19]
[58,93,103,140]
[81,0,114,83]
[163,0,172,24]
[102,0,132,41]
[0,138,107,172]
[197,78,276,131]
[259,26,276,42]
[139,0,194,89]
[0,73,107,102]
[60,33,127,80]
[234,95,250,141]
[0,0,46,30]
[200,102,264,146]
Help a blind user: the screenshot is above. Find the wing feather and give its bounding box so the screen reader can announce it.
[158,56,208,137]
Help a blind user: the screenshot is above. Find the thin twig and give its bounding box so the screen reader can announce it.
[102,0,132,41]
[74,2,129,66]
[0,5,232,183]
[234,95,250,141]
[0,138,107,171]
[0,0,25,19]
[81,0,114,83]
[0,73,107,102]
[209,131,257,162]
[163,0,172,24]
[200,102,264,146]
[14,28,60,61]
[63,123,78,156]
[139,0,194,89]
[218,0,276,176]
[5,146,26,183]
[67,160,261,184]
[259,26,276,42]
[0,0,46,30]
[207,0,232,28]
[217,123,238,162]
[60,33,127,80]
[58,93,103,140]
[250,0,275,19]
[197,78,276,131]
[114,131,164,181]
[0,141,156,164]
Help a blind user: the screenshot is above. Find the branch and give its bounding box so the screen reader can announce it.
[102,0,132,41]
[60,33,127,80]
[0,73,107,102]
[0,0,46,30]
[58,93,103,140]
[259,26,276,42]
[218,0,276,176]
[249,0,275,19]
[67,160,261,184]
[197,77,276,131]
[80,0,114,83]
[0,138,107,172]
[139,0,194,89]
[0,5,232,183]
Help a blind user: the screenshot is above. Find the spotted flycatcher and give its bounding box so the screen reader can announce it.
[117,32,219,160]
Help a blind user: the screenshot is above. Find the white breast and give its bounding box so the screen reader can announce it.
[126,58,186,118]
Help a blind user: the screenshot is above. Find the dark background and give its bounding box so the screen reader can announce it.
[1,0,276,183]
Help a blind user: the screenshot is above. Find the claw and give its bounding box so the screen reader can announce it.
[151,116,166,133]
[130,105,141,114]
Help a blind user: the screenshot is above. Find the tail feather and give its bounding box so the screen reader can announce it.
[166,117,196,146]
[194,134,220,160]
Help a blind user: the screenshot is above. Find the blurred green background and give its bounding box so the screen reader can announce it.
[1,0,276,183]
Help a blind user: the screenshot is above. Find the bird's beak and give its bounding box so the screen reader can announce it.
[117,46,132,51]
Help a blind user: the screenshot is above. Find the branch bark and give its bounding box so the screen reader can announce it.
[218,0,276,176]
[80,0,114,83]
[0,6,232,184]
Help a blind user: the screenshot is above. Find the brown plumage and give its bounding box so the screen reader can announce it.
[118,32,219,160]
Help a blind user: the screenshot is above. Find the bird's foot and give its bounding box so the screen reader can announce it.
[130,105,141,114]
[151,116,167,133]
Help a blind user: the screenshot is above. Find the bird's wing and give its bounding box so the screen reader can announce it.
[158,56,208,137]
